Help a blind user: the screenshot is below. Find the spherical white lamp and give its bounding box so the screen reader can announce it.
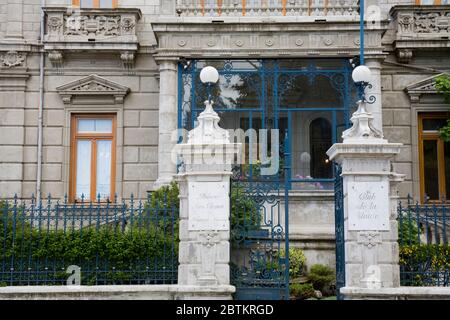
[200,66,220,84]
[352,65,371,83]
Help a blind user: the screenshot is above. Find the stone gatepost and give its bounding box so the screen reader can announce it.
[175,100,241,300]
[327,100,404,295]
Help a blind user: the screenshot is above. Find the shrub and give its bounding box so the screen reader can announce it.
[398,215,421,246]
[290,283,315,300]
[399,244,450,286]
[307,264,335,295]
[0,186,179,286]
[280,247,306,279]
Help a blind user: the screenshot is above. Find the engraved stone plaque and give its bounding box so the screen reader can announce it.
[188,181,229,231]
[348,181,390,231]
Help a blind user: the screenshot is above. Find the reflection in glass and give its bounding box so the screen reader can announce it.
[76,140,91,199]
[80,0,94,8]
[422,118,447,131]
[423,140,439,200]
[310,118,332,179]
[78,119,112,133]
[99,0,113,8]
[96,140,112,199]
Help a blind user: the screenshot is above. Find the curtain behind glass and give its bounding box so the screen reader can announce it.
[76,140,91,198]
[96,140,112,199]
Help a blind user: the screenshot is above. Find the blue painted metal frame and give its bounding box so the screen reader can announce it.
[334,164,346,300]
[179,58,355,300]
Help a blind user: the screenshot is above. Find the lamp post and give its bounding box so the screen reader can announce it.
[200,66,220,104]
[352,64,376,104]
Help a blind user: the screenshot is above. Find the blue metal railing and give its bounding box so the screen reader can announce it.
[0,194,179,286]
[398,196,449,287]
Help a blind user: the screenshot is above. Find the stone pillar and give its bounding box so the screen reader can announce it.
[327,100,404,295]
[154,58,179,189]
[175,100,240,299]
[5,0,23,40]
[365,58,383,133]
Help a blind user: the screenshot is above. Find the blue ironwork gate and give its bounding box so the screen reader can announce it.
[179,58,356,300]
[229,135,291,300]
[334,164,346,300]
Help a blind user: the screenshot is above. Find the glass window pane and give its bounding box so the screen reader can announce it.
[422,118,447,131]
[423,140,439,200]
[78,119,112,133]
[80,0,94,8]
[96,140,112,199]
[99,0,113,8]
[76,140,91,199]
[445,142,450,200]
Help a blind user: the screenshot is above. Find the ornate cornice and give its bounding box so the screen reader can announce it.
[152,20,387,59]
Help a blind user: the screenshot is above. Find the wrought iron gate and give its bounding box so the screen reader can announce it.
[229,140,290,300]
[178,58,357,300]
[334,164,346,300]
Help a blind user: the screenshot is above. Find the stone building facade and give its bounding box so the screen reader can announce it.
[0,0,449,268]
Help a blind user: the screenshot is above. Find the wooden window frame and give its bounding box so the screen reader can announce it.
[69,114,117,203]
[418,113,450,203]
[72,0,118,8]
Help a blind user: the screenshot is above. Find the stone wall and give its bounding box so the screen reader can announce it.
[380,51,450,200]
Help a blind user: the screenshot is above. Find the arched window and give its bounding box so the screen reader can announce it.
[310,118,332,179]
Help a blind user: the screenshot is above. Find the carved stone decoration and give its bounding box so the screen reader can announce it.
[396,49,413,64]
[414,11,450,34]
[48,50,63,68]
[265,39,274,47]
[120,51,135,69]
[198,232,220,286]
[398,14,413,33]
[342,100,384,142]
[295,38,304,46]
[120,17,136,34]
[0,51,26,68]
[47,16,63,33]
[357,231,382,249]
[235,40,244,47]
[178,39,187,47]
[187,100,230,145]
[65,15,121,36]
[56,74,130,105]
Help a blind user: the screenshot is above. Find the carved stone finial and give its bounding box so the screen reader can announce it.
[342,100,384,143]
[187,100,230,145]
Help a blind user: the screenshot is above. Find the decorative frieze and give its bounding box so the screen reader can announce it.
[153,22,385,59]
[391,5,450,63]
[43,7,142,69]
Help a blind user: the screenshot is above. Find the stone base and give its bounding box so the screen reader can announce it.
[341,287,450,300]
[0,285,236,300]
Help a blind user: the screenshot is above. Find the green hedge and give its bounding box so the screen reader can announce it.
[399,244,450,286]
[0,188,179,286]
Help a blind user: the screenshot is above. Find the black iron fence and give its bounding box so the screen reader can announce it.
[0,194,179,286]
[398,196,449,287]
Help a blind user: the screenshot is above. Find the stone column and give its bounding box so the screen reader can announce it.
[5,0,23,41]
[154,58,179,189]
[365,58,383,133]
[175,100,240,300]
[327,100,404,296]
